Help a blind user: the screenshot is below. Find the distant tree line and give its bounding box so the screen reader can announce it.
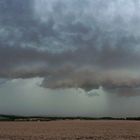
[1,115,140,121]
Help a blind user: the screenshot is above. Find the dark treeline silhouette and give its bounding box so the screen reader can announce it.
[1,114,140,121]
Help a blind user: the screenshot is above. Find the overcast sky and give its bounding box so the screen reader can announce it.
[0,0,140,117]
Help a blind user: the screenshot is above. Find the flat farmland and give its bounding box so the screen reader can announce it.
[0,120,140,140]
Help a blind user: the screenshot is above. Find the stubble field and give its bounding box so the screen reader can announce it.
[0,120,140,140]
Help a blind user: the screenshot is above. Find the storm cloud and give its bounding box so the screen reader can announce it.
[1,0,140,96]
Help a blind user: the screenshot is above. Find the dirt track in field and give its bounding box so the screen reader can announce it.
[0,120,140,140]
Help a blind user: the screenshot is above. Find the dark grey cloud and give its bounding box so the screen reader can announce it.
[104,87,140,97]
[1,0,140,96]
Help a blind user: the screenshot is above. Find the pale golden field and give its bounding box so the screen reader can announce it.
[0,120,140,140]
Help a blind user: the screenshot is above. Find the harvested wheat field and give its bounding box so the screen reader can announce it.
[0,120,140,140]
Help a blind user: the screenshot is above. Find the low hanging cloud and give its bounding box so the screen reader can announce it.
[1,0,140,96]
[1,45,140,96]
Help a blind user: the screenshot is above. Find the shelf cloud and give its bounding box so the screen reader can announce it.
[1,0,140,96]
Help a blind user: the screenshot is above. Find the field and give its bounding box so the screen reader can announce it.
[0,120,140,140]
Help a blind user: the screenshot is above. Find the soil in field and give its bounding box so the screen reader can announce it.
[0,120,140,140]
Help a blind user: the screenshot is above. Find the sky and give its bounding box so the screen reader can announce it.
[0,0,140,117]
